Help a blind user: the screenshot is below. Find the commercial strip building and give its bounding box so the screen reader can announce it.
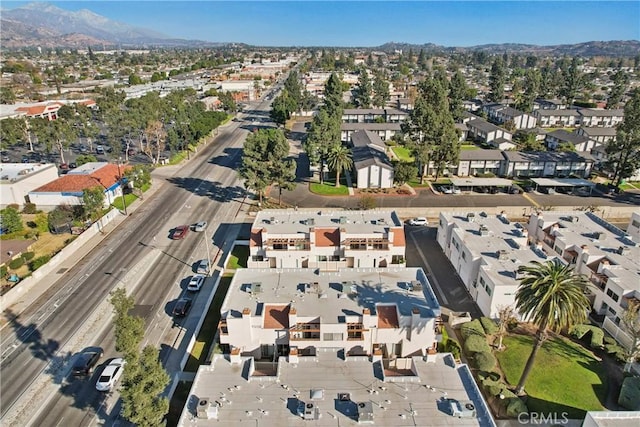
[248,210,406,270]
[0,163,59,208]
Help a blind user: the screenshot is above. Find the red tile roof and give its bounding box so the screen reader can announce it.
[315,227,340,247]
[391,227,405,247]
[16,102,63,117]
[263,305,290,329]
[377,305,399,329]
[250,228,263,247]
[33,164,124,193]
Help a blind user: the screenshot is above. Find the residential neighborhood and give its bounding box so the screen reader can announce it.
[0,2,639,427]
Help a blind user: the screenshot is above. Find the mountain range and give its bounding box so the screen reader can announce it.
[1,2,639,56]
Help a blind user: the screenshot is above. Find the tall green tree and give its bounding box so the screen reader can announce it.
[514,259,590,394]
[239,128,291,203]
[304,107,340,184]
[271,156,297,206]
[270,88,297,125]
[326,143,353,187]
[31,117,77,163]
[605,88,640,186]
[283,71,302,110]
[393,162,418,185]
[353,67,372,108]
[109,288,145,361]
[82,186,105,221]
[323,72,344,116]
[488,57,506,102]
[218,91,237,112]
[0,117,34,151]
[0,207,23,233]
[120,346,169,427]
[372,72,390,109]
[560,57,584,106]
[448,70,469,120]
[608,69,629,109]
[402,76,459,182]
[517,68,542,112]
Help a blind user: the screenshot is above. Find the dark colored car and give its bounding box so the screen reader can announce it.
[71,350,103,376]
[171,225,189,240]
[172,298,192,317]
[69,162,78,169]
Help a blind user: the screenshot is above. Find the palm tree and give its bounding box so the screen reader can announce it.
[514,259,590,395]
[327,144,353,187]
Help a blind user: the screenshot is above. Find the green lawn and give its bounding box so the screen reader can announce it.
[111,193,138,211]
[227,245,248,269]
[496,334,606,418]
[184,274,233,372]
[461,144,479,150]
[619,181,640,191]
[309,174,349,195]
[391,145,414,162]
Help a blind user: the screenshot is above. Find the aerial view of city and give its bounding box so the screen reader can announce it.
[0,1,639,426]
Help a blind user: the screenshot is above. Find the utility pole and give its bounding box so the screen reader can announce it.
[117,157,128,216]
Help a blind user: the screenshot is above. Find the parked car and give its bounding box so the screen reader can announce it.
[451,186,461,194]
[193,221,208,232]
[408,217,428,226]
[71,349,103,376]
[79,144,88,154]
[69,162,78,169]
[196,259,210,274]
[171,225,189,240]
[172,298,192,317]
[440,186,453,194]
[95,145,105,155]
[187,274,205,292]
[0,151,10,162]
[95,358,126,391]
[59,163,69,170]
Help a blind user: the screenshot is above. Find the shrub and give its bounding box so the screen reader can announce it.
[505,397,528,417]
[480,317,499,335]
[22,252,35,261]
[0,265,7,277]
[507,318,519,332]
[464,335,491,354]
[570,324,604,349]
[29,255,51,271]
[474,351,497,371]
[461,319,486,339]
[7,203,19,211]
[22,203,37,214]
[445,339,461,360]
[8,257,24,269]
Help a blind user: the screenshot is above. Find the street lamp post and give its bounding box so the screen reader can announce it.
[204,230,212,277]
[117,157,128,216]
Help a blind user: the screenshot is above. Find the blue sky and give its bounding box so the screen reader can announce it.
[4,1,640,46]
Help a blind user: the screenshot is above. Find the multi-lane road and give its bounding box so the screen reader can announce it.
[1,94,277,426]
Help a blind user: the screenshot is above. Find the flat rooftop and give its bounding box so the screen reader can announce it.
[531,178,595,187]
[178,351,495,427]
[223,268,441,321]
[253,210,402,235]
[443,213,546,287]
[0,163,57,182]
[450,177,513,188]
[535,212,639,292]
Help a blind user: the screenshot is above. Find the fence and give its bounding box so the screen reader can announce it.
[603,316,634,350]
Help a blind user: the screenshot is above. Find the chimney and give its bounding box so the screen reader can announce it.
[597,259,610,274]
[230,347,241,365]
[242,307,251,316]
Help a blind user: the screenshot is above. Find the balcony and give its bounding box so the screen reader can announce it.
[218,320,228,335]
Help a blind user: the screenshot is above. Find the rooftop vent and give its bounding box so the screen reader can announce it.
[592,231,604,240]
[617,246,628,255]
[250,282,262,295]
[357,401,375,423]
[409,280,423,292]
[302,402,319,420]
[196,397,218,419]
[497,250,509,260]
[467,213,475,222]
[307,218,315,226]
[479,225,489,236]
[270,216,278,224]
[339,216,347,224]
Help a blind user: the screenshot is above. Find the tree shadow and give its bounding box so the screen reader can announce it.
[166,176,246,204]
[208,147,243,170]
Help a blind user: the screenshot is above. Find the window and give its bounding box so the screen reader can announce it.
[606,288,619,302]
[632,220,640,228]
[461,252,467,261]
[601,301,609,312]
[479,277,486,287]
[554,246,562,255]
[608,307,617,316]
[485,284,492,296]
[323,333,343,341]
[317,255,328,262]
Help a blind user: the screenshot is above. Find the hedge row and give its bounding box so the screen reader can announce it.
[464,334,491,354]
[480,317,499,335]
[30,255,51,271]
[619,376,640,410]
[474,351,497,371]
[570,324,604,349]
[461,319,486,339]
[480,376,528,417]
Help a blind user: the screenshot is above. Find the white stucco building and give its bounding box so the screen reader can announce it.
[249,210,406,270]
[217,267,442,361]
[437,211,548,318]
[0,163,59,208]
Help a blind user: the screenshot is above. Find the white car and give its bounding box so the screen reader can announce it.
[95,358,125,392]
[408,217,428,226]
[193,221,208,232]
[187,274,205,291]
[452,186,461,194]
[441,186,454,194]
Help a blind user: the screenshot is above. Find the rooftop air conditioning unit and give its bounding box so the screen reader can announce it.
[196,398,218,419]
[307,218,315,226]
[617,246,628,255]
[357,401,375,423]
[302,402,319,420]
[479,225,489,236]
[497,250,509,260]
[449,400,476,419]
[467,213,475,222]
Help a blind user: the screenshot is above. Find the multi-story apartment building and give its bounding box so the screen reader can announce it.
[217,267,442,360]
[437,211,543,318]
[534,108,625,128]
[627,212,640,244]
[526,211,639,350]
[533,109,582,127]
[248,210,406,270]
[578,109,625,128]
[501,151,594,178]
[342,108,408,123]
[482,103,537,129]
[340,122,401,143]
